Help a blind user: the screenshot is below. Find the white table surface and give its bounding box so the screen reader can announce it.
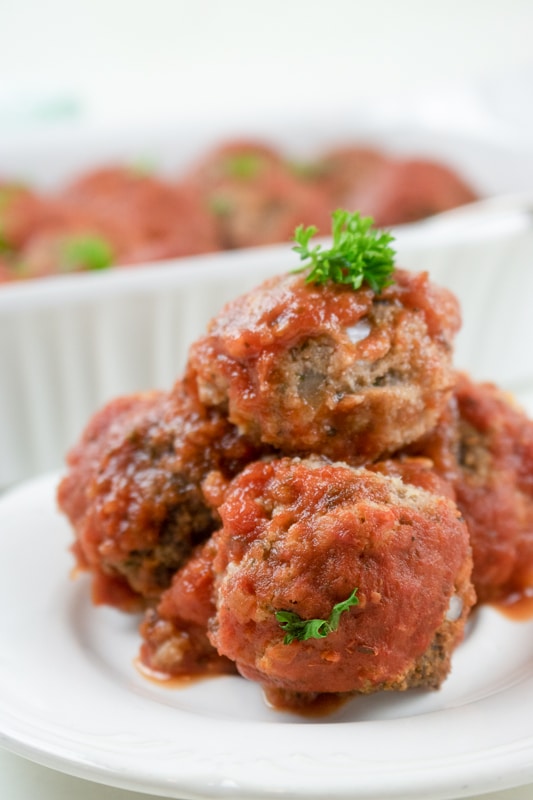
[2,746,533,800]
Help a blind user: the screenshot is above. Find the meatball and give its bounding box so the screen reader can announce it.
[185,140,332,249]
[367,454,456,500]
[187,267,461,462]
[63,166,219,262]
[0,255,16,282]
[140,457,474,710]
[0,182,79,259]
[139,535,237,679]
[17,222,120,278]
[58,391,161,530]
[57,377,266,610]
[211,458,474,704]
[450,375,533,604]
[404,373,533,604]
[349,158,478,226]
[313,145,391,208]
[0,182,120,274]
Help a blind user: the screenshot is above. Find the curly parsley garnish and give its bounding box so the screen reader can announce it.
[275,588,359,645]
[293,209,396,293]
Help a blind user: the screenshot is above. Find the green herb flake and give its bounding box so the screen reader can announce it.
[292,209,396,293]
[287,159,324,181]
[0,230,13,255]
[60,235,114,272]
[224,153,264,180]
[209,193,234,216]
[275,587,359,645]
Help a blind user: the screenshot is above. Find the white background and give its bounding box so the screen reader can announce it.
[1,0,533,130]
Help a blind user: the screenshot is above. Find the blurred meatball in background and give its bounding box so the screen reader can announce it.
[184,140,332,249]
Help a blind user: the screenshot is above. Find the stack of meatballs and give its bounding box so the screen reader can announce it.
[58,242,533,714]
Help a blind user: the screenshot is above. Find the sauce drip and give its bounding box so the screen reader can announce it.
[263,686,352,717]
[134,657,233,689]
[492,588,533,622]
[136,656,352,717]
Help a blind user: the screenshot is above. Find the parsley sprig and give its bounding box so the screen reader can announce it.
[275,588,359,645]
[292,209,396,293]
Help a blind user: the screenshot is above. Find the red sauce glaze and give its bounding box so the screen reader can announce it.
[263,686,351,717]
[58,392,162,532]
[493,589,533,621]
[195,272,375,356]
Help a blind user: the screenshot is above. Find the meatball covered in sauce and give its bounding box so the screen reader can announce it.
[187,267,461,463]
[0,183,52,251]
[407,373,533,604]
[456,376,533,602]
[63,166,219,262]
[17,220,121,278]
[57,377,266,610]
[140,456,474,711]
[184,140,332,249]
[350,158,478,227]
[312,145,391,209]
[139,534,237,680]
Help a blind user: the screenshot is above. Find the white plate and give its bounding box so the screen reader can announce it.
[2,474,533,800]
